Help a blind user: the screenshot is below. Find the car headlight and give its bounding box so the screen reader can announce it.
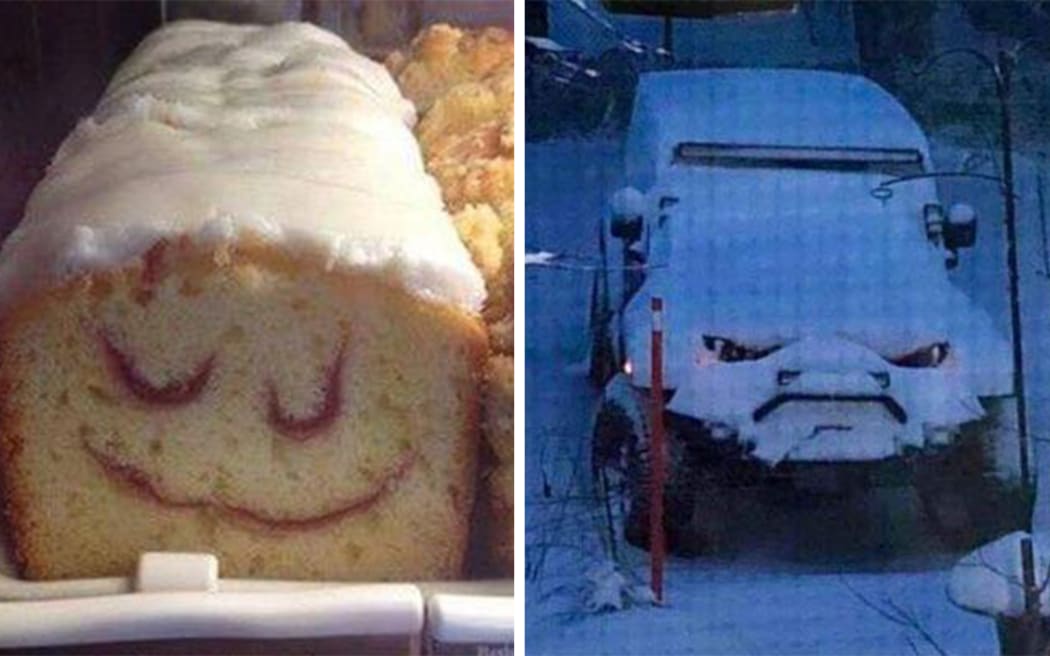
[888,342,950,368]
[702,335,780,363]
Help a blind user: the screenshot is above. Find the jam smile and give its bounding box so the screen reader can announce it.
[83,440,416,530]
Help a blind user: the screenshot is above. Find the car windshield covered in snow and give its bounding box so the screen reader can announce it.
[625,70,936,191]
[672,142,925,177]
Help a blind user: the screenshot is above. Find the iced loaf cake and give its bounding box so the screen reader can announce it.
[389,24,514,575]
[0,20,487,581]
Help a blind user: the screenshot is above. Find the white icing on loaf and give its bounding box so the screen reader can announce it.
[0,20,485,312]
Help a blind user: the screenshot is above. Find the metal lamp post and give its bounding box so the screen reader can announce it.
[918,45,1032,497]
[920,43,1044,654]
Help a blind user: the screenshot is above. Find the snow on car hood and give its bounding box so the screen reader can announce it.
[620,190,1012,463]
[624,189,1012,394]
[665,335,984,463]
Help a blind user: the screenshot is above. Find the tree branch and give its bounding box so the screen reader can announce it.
[840,575,949,656]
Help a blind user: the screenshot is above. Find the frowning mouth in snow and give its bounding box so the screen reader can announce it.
[664,334,986,464]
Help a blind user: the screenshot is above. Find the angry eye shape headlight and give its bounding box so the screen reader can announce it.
[888,342,950,368]
[702,336,780,363]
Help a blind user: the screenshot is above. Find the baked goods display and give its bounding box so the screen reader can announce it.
[480,354,514,572]
[389,23,514,575]
[0,20,488,581]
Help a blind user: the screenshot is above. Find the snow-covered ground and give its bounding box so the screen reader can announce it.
[525,137,1050,654]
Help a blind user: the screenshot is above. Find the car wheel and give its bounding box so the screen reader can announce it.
[623,418,726,556]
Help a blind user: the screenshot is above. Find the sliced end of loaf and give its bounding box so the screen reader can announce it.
[0,237,485,581]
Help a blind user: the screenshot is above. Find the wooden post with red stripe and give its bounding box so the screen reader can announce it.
[650,296,666,604]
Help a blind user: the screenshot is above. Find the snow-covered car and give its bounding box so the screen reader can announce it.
[589,69,1032,554]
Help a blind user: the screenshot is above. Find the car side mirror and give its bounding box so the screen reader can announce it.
[944,203,977,250]
[610,187,645,243]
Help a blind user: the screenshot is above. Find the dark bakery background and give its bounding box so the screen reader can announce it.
[0,0,513,242]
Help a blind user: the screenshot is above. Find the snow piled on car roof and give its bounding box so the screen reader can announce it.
[626,69,931,189]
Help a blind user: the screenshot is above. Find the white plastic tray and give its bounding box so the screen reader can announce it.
[0,541,513,651]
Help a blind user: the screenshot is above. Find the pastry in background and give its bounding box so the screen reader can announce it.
[389,23,514,576]
[387,24,513,113]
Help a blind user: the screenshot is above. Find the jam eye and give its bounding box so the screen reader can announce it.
[702,335,780,363]
[100,331,214,406]
[266,340,347,441]
[888,342,950,368]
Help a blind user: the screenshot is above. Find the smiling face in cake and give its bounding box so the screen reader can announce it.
[0,20,487,582]
[74,241,414,530]
[87,321,418,530]
[1,238,484,580]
